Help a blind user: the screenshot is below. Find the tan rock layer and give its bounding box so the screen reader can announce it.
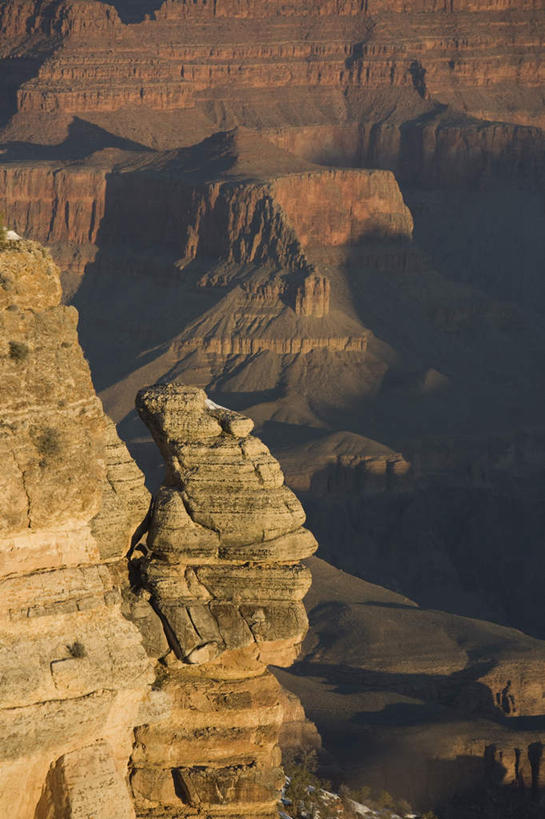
[130,383,317,816]
[0,240,153,817]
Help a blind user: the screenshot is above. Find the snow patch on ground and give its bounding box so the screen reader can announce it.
[205,397,229,411]
[279,785,419,819]
[4,229,21,241]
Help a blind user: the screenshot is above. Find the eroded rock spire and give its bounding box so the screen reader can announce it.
[129,383,317,816]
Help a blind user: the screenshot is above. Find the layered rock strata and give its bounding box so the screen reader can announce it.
[130,384,317,817]
[2,0,545,126]
[0,238,153,816]
[0,239,317,817]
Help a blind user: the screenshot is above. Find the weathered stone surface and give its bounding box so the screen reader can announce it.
[130,382,317,816]
[91,418,151,560]
[0,241,154,816]
[146,486,219,563]
[34,742,136,819]
[137,383,309,546]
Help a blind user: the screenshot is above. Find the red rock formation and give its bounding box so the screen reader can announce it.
[294,275,331,318]
[0,163,106,245]
[2,0,545,139]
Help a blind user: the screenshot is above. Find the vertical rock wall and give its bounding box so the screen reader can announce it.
[130,385,317,817]
[0,238,153,816]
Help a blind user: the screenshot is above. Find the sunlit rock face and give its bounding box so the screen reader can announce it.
[0,238,153,817]
[130,383,316,817]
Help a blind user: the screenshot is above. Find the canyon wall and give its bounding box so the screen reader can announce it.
[0,237,153,816]
[0,141,413,290]
[2,0,545,155]
[3,0,545,120]
[0,238,316,817]
[0,163,106,245]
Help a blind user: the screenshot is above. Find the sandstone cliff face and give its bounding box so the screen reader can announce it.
[0,238,153,817]
[3,0,545,807]
[0,240,316,817]
[129,384,317,816]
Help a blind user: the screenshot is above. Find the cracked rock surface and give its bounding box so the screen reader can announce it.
[0,240,154,817]
[129,383,316,816]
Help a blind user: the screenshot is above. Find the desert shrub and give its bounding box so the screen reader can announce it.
[395,797,412,815]
[283,748,320,817]
[377,790,395,809]
[283,749,345,817]
[36,427,61,458]
[340,783,414,817]
[338,786,361,818]
[67,641,86,658]
[9,341,28,361]
[353,785,372,804]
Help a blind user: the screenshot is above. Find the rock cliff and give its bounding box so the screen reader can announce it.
[130,384,317,817]
[0,237,153,816]
[0,239,316,817]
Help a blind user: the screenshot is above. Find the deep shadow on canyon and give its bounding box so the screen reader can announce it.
[66,135,545,647]
[55,124,545,816]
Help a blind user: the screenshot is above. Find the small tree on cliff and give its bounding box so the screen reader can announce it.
[283,749,320,817]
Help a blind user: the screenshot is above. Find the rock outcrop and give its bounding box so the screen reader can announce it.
[0,239,316,817]
[129,384,317,816]
[0,238,153,816]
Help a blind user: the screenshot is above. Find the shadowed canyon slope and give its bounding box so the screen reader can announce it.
[62,128,545,642]
[0,238,317,817]
[277,557,545,811]
[3,0,545,811]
